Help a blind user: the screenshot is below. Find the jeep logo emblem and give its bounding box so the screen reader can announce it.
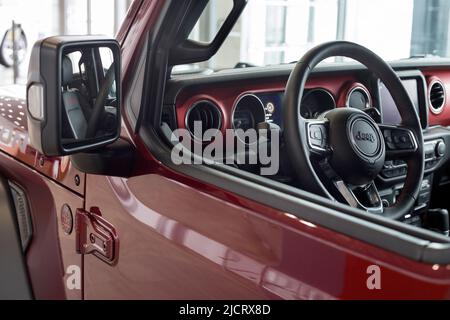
[355,131,375,143]
[350,118,380,157]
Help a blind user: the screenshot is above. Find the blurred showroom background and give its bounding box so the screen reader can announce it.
[0,0,449,86]
[0,0,132,87]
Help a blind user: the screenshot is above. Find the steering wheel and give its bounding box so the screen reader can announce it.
[283,41,424,219]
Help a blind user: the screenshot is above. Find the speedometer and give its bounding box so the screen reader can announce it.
[232,94,266,131]
[346,86,371,110]
[300,89,336,119]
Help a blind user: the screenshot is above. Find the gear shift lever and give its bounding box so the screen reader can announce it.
[423,209,450,236]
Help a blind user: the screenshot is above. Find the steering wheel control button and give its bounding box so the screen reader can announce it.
[309,125,323,140]
[308,122,328,152]
[383,128,416,151]
[350,118,380,157]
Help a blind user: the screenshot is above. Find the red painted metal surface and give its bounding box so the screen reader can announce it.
[115,0,143,45]
[336,82,373,108]
[0,148,83,300]
[1,0,450,300]
[84,171,450,299]
[0,88,85,195]
[120,0,165,104]
[0,87,84,299]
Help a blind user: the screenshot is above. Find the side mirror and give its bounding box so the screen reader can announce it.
[26,36,121,156]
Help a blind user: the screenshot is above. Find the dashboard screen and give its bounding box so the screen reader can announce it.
[380,79,421,127]
[258,92,284,127]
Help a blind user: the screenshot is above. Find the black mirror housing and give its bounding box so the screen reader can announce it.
[27,36,121,156]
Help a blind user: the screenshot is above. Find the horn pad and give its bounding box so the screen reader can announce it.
[325,108,385,186]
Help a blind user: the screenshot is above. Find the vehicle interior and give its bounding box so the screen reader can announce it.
[164,53,450,231]
[159,2,450,232]
[61,47,118,144]
[126,0,450,263]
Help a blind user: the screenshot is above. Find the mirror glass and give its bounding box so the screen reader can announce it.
[61,45,119,149]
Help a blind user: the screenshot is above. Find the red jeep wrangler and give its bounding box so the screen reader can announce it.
[1,0,450,300]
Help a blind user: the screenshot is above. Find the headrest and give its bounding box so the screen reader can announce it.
[62,56,74,87]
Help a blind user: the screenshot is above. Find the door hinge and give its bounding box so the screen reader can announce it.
[76,207,119,266]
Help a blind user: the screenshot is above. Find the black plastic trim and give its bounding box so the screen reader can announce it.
[185,100,222,140]
[169,0,248,66]
[70,138,135,178]
[0,177,33,299]
[27,36,122,156]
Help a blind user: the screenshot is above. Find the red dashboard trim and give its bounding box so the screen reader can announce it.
[423,71,450,127]
[176,74,358,131]
[176,69,450,130]
[337,82,373,108]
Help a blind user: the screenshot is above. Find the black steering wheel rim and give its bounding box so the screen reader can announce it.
[283,41,424,219]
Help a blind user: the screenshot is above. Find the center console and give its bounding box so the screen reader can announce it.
[379,139,446,226]
[381,139,446,179]
[376,70,449,230]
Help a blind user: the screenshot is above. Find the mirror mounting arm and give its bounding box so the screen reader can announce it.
[70,138,135,178]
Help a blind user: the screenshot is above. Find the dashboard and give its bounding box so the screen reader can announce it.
[167,63,448,139]
[164,59,450,223]
[230,71,430,132]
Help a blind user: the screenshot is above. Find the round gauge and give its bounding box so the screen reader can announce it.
[300,89,336,119]
[347,86,371,110]
[232,94,266,131]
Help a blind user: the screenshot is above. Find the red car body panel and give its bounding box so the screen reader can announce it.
[0,91,84,299]
[84,172,450,299]
[0,0,450,299]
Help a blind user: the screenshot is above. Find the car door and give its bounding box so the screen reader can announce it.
[82,148,450,300]
[80,1,450,300]
[11,0,448,301]
[0,87,84,299]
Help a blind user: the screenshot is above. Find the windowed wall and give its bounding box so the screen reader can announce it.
[0,0,132,85]
[411,0,450,57]
[188,0,427,71]
[240,0,414,67]
[63,0,131,36]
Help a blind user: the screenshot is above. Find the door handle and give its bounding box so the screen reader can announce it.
[75,207,119,266]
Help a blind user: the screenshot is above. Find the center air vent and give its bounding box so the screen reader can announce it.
[186,100,222,140]
[429,80,446,115]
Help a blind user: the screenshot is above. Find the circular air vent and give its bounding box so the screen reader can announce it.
[185,100,222,140]
[429,80,446,115]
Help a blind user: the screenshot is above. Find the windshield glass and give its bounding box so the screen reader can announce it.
[179,0,450,73]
